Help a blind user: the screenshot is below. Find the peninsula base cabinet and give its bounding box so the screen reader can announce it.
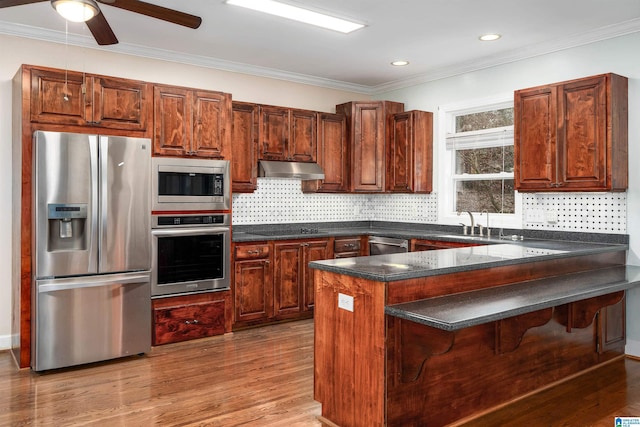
[314,251,628,426]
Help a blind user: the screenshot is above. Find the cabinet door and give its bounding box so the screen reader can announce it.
[153,85,192,156]
[387,111,433,193]
[514,85,558,191]
[303,112,348,193]
[192,90,230,159]
[259,105,289,160]
[597,297,625,354]
[352,102,385,192]
[234,258,273,323]
[231,101,259,193]
[303,240,331,311]
[92,76,150,131]
[289,108,317,161]
[273,242,303,318]
[30,67,88,126]
[558,76,607,190]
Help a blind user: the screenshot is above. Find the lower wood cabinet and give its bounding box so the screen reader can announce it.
[152,291,232,346]
[234,242,273,325]
[233,238,332,329]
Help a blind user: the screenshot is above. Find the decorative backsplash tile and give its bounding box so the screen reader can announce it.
[232,179,627,234]
[522,193,627,233]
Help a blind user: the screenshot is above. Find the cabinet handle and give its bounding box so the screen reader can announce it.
[185,319,200,325]
[247,250,262,254]
[264,260,270,265]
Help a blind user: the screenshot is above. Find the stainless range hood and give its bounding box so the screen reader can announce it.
[258,160,325,180]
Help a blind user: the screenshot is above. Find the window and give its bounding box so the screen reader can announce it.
[438,95,521,229]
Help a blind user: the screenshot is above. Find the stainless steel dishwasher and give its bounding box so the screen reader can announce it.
[369,236,409,255]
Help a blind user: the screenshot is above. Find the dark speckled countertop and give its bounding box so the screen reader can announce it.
[233,221,628,282]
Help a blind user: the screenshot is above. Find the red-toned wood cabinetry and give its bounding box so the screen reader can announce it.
[153,84,231,158]
[514,73,627,191]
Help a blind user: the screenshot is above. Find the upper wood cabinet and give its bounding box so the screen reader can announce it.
[231,101,259,193]
[302,112,348,193]
[387,110,433,193]
[259,105,317,162]
[514,73,628,192]
[336,101,404,192]
[153,84,231,159]
[29,66,150,132]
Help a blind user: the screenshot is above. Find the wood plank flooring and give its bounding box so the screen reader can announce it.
[1,319,639,426]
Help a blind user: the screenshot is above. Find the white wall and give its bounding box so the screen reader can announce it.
[0,34,369,349]
[375,32,640,356]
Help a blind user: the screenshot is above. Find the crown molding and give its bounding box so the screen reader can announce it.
[371,17,640,94]
[2,17,640,96]
[0,20,373,95]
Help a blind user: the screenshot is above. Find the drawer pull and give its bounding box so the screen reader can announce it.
[185,319,200,325]
[247,250,262,254]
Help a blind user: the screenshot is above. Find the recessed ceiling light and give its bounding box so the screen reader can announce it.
[391,60,409,66]
[225,0,365,34]
[479,33,502,41]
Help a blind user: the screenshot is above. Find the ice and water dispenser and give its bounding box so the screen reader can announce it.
[47,203,88,251]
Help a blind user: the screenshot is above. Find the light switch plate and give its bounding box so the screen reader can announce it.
[338,293,354,312]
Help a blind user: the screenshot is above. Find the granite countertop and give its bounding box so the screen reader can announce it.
[384,265,640,331]
[232,221,628,282]
[308,240,626,282]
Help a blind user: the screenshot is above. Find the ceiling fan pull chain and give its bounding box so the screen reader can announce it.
[63,19,70,101]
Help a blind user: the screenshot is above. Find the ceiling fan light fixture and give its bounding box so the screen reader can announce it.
[225,0,364,34]
[51,0,99,23]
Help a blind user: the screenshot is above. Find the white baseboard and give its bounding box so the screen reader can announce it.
[0,334,11,351]
[626,339,640,358]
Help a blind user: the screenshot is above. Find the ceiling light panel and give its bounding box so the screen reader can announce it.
[226,0,365,34]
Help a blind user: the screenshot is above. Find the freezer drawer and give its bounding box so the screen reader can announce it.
[32,272,151,371]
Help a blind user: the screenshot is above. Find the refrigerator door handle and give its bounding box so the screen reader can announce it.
[37,272,151,293]
[88,136,100,274]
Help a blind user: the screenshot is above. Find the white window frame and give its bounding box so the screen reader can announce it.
[437,93,522,230]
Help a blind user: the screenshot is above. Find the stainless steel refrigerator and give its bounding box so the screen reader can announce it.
[32,131,152,371]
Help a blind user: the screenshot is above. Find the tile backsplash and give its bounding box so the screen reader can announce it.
[232,179,627,234]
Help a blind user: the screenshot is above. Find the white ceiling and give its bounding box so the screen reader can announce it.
[1,0,640,94]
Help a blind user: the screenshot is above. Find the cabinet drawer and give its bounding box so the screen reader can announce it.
[153,299,226,345]
[235,244,270,260]
[335,251,360,258]
[334,238,361,253]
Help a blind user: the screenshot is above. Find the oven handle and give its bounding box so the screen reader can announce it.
[152,227,230,237]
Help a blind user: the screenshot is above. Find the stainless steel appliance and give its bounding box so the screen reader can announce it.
[369,236,409,255]
[151,157,230,212]
[32,131,151,371]
[151,213,231,297]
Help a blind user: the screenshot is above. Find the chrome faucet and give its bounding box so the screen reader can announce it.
[457,211,475,235]
[480,210,490,237]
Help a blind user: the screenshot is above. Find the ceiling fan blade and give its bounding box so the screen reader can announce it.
[86,11,118,45]
[104,0,201,29]
[0,0,46,8]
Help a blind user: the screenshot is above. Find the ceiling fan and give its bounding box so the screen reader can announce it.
[0,0,202,45]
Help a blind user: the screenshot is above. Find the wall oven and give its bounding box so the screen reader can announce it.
[151,213,231,297]
[152,157,230,212]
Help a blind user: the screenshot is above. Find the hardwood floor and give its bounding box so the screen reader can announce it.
[1,319,639,426]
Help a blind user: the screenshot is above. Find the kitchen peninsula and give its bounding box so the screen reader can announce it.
[309,238,639,426]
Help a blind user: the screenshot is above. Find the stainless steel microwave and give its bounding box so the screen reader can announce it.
[152,157,230,212]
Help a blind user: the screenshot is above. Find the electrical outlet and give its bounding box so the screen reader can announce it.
[546,209,558,223]
[338,293,354,312]
[525,208,545,223]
